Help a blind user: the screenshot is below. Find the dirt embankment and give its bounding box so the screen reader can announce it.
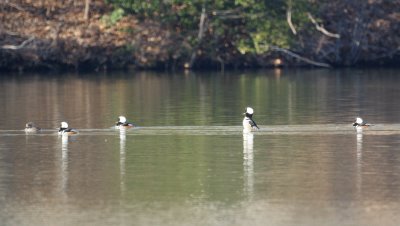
[0,0,176,71]
[309,0,400,67]
[1,0,399,72]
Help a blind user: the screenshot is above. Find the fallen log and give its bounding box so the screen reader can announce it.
[1,36,35,50]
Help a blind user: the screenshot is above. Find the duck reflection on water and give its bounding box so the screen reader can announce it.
[243,132,254,200]
[119,128,126,195]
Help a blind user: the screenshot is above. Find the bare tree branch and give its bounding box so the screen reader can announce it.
[287,0,297,35]
[269,45,331,68]
[0,2,25,11]
[1,36,35,50]
[188,5,207,68]
[84,0,91,21]
[307,13,340,39]
[211,8,241,16]
[211,8,269,20]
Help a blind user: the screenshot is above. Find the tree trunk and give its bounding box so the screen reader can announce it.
[84,0,91,21]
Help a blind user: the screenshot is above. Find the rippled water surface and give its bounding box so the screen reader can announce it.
[1,69,400,226]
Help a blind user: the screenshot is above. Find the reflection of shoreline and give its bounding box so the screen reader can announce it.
[120,129,126,196]
[243,132,254,200]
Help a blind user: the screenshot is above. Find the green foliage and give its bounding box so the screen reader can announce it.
[101,8,125,27]
[105,0,315,58]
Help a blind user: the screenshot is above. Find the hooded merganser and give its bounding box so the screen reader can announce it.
[115,116,135,129]
[58,121,78,135]
[24,122,41,132]
[243,107,259,132]
[352,117,370,128]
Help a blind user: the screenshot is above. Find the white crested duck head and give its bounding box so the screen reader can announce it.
[356,117,363,124]
[118,116,127,123]
[60,121,69,129]
[245,107,254,115]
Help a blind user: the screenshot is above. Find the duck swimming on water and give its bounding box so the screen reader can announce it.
[243,107,259,132]
[58,121,78,135]
[352,117,371,128]
[24,122,41,132]
[115,116,135,129]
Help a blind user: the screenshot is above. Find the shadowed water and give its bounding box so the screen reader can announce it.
[1,69,400,225]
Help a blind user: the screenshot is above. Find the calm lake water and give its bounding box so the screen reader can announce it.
[1,69,400,225]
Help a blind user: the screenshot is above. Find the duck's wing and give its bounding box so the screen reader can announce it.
[123,122,135,127]
[250,119,259,129]
[361,121,372,126]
